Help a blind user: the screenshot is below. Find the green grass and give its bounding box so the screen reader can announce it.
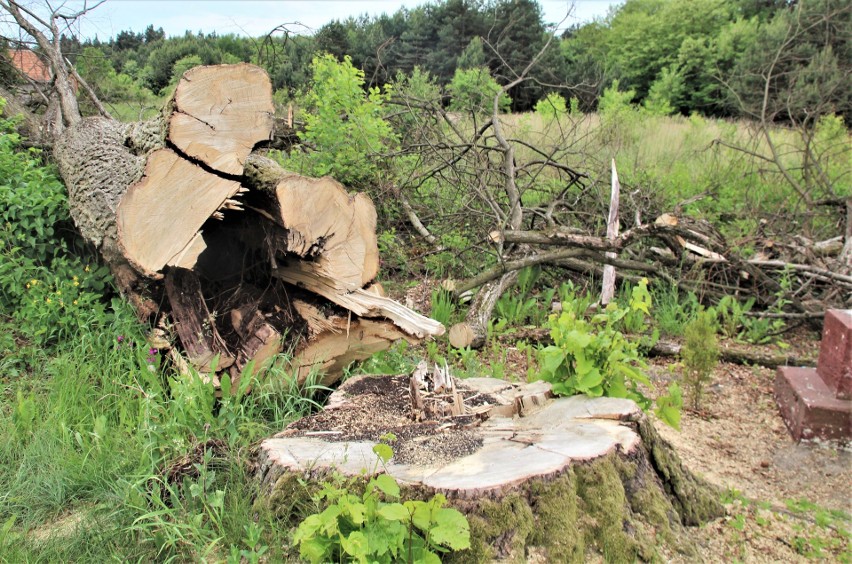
[0,309,326,561]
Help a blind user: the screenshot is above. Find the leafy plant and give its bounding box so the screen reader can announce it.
[681,309,720,410]
[538,283,681,429]
[293,439,470,563]
[534,92,568,120]
[716,295,754,339]
[494,266,554,326]
[652,283,702,337]
[0,104,114,346]
[291,54,396,187]
[447,66,511,115]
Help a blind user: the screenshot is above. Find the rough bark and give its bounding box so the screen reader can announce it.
[256,375,723,562]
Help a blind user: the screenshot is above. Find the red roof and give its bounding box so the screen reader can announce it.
[7,49,52,82]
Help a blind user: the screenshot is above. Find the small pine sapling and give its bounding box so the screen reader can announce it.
[681,310,720,410]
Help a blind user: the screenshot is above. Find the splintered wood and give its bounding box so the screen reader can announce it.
[79,63,444,387]
[408,361,552,423]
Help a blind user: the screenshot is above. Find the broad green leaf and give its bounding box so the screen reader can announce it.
[575,366,603,392]
[377,502,409,522]
[373,474,400,498]
[340,530,369,559]
[539,346,565,375]
[372,443,393,464]
[298,536,332,564]
[405,500,431,532]
[364,520,406,557]
[656,405,681,430]
[429,507,471,550]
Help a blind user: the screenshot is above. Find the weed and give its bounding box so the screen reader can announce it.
[355,341,418,375]
[538,280,681,429]
[293,437,471,563]
[652,283,701,337]
[716,296,754,340]
[430,288,456,327]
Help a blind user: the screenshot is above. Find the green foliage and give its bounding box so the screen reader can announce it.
[292,54,396,187]
[0,104,113,346]
[293,442,470,563]
[643,66,683,116]
[534,92,568,120]
[715,296,753,340]
[538,279,681,428]
[652,284,701,337]
[495,267,552,326]
[681,310,719,410]
[430,289,456,327]
[170,54,203,84]
[356,341,419,375]
[447,67,510,115]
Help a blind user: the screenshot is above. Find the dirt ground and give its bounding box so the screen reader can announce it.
[651,350,851,562]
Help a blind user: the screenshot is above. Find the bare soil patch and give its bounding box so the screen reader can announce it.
[649,351,851,562]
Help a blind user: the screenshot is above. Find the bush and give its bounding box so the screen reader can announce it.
[538,279,681,429]
[534,92,568,120]
[447,67,511,115]
[293,54,397,188]
[0,101,113,345]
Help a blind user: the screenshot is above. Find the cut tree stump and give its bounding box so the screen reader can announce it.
[52,63,443,386]
[256,373,723,562]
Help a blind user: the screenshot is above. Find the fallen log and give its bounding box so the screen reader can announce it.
[256,374,723,561]
[50,63,443,385]
[649,339,817,369]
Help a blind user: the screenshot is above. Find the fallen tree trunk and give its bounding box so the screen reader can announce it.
[49,63,443,386]
[256,374,724,561]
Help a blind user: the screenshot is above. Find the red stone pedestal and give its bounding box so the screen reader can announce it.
[775,309,852,444]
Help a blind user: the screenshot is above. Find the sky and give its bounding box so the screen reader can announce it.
[64,0,621,41]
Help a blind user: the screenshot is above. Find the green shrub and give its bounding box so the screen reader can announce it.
[447,67,511,115]
[292,54,396,187]
[534,92,568,120]
[0,101,113,345]
[538,281,681,429]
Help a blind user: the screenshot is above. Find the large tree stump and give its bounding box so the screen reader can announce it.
[51,63,443,385]
[256,374,723,562]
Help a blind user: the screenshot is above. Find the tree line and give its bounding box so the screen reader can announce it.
[3,0,849,120]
